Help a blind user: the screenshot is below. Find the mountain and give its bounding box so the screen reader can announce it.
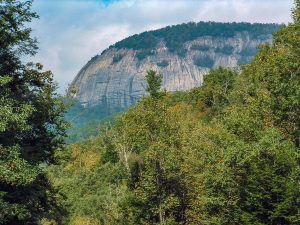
[69,22,280,109]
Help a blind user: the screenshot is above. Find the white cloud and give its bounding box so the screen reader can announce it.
[193,0,292,23]
[30,0,294,93]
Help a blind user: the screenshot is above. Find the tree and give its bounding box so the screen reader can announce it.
[196,67,238,120]
[0,0,67,223]
[117,101,195,225]
[225,0,300,146]
[48,137,127,225]
[145,70,164,99]
[293,0,300,23]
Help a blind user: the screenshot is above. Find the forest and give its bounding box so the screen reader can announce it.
[0,0,300,224]
[110,21,281,52]
[108,21,281,58]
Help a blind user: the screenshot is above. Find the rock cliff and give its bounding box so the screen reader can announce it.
[69,22,279,108]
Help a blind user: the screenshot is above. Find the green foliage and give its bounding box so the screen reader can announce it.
[182,126,300,224]
[113,32,158,50]
[109,22,281,57]
[52,3,300,224]
[64,99,124,143]
[293,0,300,23]
[195,67,238,119]
[232,18,300,146]
[108,99,198,224]
[145,70,164,99]
[135,49,155,60]
[0,0,67,224]
[89,55,99,62]
[48,137,127,225]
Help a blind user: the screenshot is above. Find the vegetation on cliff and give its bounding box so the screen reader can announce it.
[106,22,281,60]
[110,22,280,52]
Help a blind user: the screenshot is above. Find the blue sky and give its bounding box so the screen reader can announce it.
[29,0,294,93]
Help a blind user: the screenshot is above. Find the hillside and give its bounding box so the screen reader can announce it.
[53,17,300,224]
[69,22,281,108]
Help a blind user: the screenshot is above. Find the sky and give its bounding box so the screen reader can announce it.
[30,0,294,93]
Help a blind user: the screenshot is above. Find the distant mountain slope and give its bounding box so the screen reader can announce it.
[69,22,281,108]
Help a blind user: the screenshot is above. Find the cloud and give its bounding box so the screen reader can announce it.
[30,0,294,93]
[193,0,293,23]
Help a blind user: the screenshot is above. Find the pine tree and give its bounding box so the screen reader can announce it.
[145,70,164,99]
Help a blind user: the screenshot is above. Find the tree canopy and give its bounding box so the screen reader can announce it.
[0,0,67,224]
[110,22,280,53]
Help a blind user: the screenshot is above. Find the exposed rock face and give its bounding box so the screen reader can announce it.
[70,32,272,108]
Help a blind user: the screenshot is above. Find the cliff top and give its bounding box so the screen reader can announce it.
[104,22,281,55]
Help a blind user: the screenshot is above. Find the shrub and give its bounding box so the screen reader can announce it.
[135,49,155,60]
